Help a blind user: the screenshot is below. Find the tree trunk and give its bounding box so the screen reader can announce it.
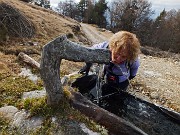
[40,35,110,105]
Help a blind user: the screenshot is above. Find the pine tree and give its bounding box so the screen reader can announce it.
[94,0,108,27]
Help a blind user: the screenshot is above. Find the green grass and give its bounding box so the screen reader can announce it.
[0,114,9,131]
[0,76,43,107]
[0,113,20,135]
[19,96,107,135]
[0,64,107,134]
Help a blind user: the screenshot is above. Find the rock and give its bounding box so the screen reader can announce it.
[12,110,43,133]
[139,87,143,91]
[22,89,46,100]
[150,92,159,99]
[0,106,44,133]
[19,67,39,83]
[144,70,162,77]
[0,106,18,120]
[80,123,102,135]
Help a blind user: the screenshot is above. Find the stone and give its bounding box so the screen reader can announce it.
[22,89,46,100]
[12,110,43,133]
[0,106,18,120]
[150,92,159,99]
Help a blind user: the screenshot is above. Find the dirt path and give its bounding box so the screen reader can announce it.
[80,23,180,112]
[80,23,113,44]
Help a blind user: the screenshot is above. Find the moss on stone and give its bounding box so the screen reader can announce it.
[0,76,43,107]
[21,96,107,134]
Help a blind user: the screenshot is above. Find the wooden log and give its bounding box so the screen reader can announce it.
[18,51,71,86]
[69,90,147,135]
[18,52,40,69]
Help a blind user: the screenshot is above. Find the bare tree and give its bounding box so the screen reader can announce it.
[57,0,78,19]
[77,0,91,22]
[82,0,94,23]
[109,0,153,32]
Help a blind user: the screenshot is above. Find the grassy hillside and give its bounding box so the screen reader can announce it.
[0,0,107,134]
[0,0,91,74]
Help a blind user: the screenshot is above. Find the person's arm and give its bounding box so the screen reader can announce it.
[79,63,92,75]
[129,58,140,80]
[91,41,109,49]
[79,41,108,75]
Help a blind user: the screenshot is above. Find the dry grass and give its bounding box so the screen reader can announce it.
[0,0,77,39]
[0,0,87,108]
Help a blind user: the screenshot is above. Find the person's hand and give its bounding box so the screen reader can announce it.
[79,63,92,75]
[105,61,115,73]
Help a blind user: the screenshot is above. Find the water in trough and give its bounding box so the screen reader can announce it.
[71,75,180,135]
[98,91,180,135]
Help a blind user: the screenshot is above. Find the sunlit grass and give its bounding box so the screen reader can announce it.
[0,76,43,107]
[19,95,107,135]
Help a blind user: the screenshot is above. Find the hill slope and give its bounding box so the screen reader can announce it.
[0,0,179,115]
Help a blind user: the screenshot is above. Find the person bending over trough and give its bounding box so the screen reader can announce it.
[79,31,141,96]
